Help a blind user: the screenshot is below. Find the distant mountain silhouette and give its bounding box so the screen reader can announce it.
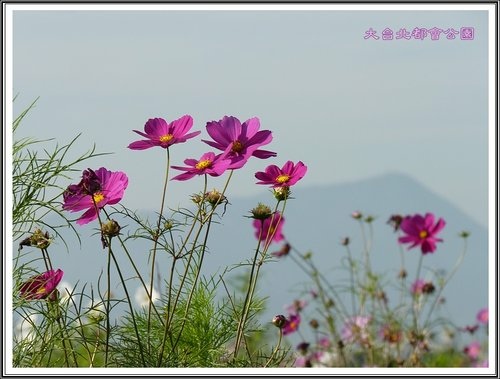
[205,172,488,332]
[16,172,488,341]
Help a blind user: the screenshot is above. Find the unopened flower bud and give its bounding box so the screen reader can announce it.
[101,219,121,238]
[309,319,319,329]
[459,231,470,238]
[388,214,403,231]
[205,189,226,206]
[191,194,203,204]
[365,215,374,223]
[272,314,286,328]
[19,228,52,250]
[250,203,272,220]
[325,298,335,308]
[351,211,362,220]
[398,269,407,279]
[422,282,435,294]
[341,237,350,246]
[164,220,174,230]
[273,186,291,201]
[296,342,310,354]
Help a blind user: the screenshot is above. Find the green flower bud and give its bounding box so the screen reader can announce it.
[250,203,272,220]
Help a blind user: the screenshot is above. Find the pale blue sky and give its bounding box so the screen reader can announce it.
[12,7,490,227]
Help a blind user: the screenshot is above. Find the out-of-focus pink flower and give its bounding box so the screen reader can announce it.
[128,115,200,150]
[341,315,371,345]
[286,299,307,314]
[293,355,310,367]
[319,337,332,349]
[253,211,284,244]
[271,242,291,258]
[464,341,481,360]
[477,308,488,324]
[203,116,276,169]
[255,160,307,188]
[63,168,128,225]
[171,152,231,181]
[20,269,64,300]
[411,279,426,296]
[398,213,446,254]
[283,313,301,335]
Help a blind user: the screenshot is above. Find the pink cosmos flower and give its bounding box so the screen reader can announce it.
[20,269,64,300]
[293,355,310,367]
[398,213,446,254]
[63,168,128,225]
[476,308,488,324]
[319,337,332,349]
[341,315,371,345]
[253,212,285,244]
[283,313,301,336]
[203,116,276,169]
[464,341,481,360]
[286,299,307,314]
[411,279,426,296]
[128,115,200,150]
[255,160,307,188]
[171,152,231,181]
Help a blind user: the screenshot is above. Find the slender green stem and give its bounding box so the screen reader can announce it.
[411,253,424,332]
[344,245,357,316]
[105,240,111,366]
[234,200,285,359]
[264,328,283,368]
[422,236,468,329]
[233,229,264,359]
[148,148,171,348]
[107,239,146,366]
[171,208,215,353]
[158,175,209,366]
[103,210,162,321]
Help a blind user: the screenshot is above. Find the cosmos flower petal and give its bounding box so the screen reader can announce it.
[127,140,158,150]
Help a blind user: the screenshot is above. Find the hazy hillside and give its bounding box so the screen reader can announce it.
[206,172,489,331]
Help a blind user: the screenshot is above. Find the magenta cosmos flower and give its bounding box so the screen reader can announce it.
[283,313,301,336]
[171,152,231,181]
[398,212,446,254]
[63,168,128,225]
[253,212,285,244]
[410,279,426,295]
[128,115,200,150]
[255,160,307,188]
[20,269,64,300]
[203,116,277,169]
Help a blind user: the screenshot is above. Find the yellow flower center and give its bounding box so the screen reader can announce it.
[195,159,212,170]
[93,192,105,204]
[276,174,290,184]
[231,140,244,153]
[36,287,47,295]
[159,134,174,143]
[419,230,428,239]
